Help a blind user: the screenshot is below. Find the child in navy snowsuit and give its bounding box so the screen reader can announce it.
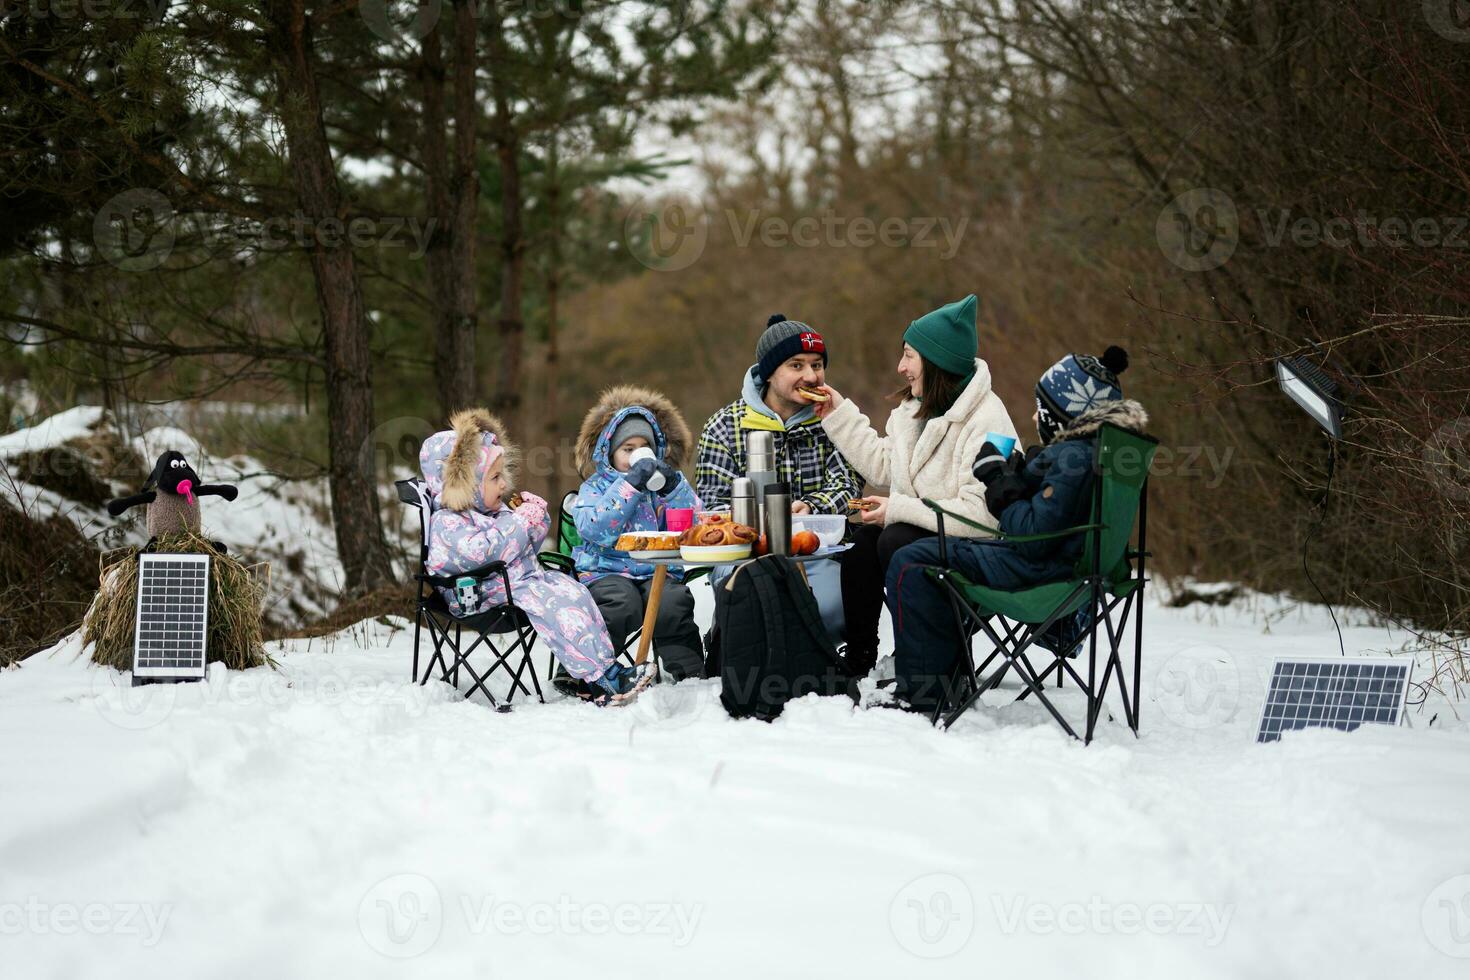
[885,347,1148,713]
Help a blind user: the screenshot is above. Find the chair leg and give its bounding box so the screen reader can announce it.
[1085,588,1100,744]
[412,605,424,683]
[440,621,502,709]
[515,629,539,702]
[949,583,1092,738]
[422,614,453,687]
[1133,581,1146,734]
[453,624,462,687]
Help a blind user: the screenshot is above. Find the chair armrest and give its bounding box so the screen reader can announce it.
[1002,523,1105,543]
[921,499,1002,536]
[920,498,1102,543]
[420,560,514,601]
[538,552,575,576]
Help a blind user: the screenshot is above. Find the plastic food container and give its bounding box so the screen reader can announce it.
[679,544,753,563]
[793,514,846,548]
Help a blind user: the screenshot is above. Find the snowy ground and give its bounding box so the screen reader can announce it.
[4,584,1470,979]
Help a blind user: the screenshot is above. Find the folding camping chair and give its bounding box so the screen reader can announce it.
[920,422,1157,742]
[395,479,545,711]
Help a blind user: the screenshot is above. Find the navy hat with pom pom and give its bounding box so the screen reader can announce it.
[755,312,826,382]
[1036,346,1129,431]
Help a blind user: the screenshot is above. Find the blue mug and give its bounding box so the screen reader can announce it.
[984,432,1017,458]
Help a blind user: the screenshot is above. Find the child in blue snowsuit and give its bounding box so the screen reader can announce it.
[885,347,1148,713]
[571,386,705,681]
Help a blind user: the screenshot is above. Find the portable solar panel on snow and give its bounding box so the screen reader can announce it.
[132,553,210,683]
[1256,657,1411,743]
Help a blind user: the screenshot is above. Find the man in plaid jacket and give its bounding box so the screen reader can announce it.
[695,314,862,643]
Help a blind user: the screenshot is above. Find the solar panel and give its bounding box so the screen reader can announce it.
[131,553,210,683]
[1256,657,1412,743]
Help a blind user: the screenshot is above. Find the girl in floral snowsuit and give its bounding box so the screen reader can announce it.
[419,408,653,702]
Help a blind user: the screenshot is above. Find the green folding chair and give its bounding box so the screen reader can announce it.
[920,422,1157,742]
[535,491,580,576]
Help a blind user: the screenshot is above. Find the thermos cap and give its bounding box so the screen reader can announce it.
[764,481,791,496]
[732,477,754,496]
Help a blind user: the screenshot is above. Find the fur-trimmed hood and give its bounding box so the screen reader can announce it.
[419,408,518,512]
[574,385,692,477]
[1050,398,1149,445]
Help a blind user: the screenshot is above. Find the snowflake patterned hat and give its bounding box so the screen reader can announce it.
[1035,346,1129,441]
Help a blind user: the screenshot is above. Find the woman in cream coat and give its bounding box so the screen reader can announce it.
[811,294,1018,676]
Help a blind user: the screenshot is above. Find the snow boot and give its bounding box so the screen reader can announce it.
[590,661,658,706]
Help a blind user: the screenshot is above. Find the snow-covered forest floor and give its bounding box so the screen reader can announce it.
[5,578,1470,978]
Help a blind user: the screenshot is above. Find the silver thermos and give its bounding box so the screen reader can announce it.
[746,430,777,536]
[764,482,792,557]
[731,477,758,531]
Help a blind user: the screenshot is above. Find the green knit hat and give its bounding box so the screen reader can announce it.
[903,294,978,379]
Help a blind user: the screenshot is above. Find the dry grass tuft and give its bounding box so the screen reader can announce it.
[82,531,274,672]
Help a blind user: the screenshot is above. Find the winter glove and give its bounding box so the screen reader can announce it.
[971,441,1008,484]
[625,458,658,491]
[984,471,1030,519]
[653,462,681,496]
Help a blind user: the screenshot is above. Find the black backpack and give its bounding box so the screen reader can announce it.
[711,555,857,721]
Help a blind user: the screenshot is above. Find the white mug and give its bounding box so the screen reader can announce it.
[629,446,666,492]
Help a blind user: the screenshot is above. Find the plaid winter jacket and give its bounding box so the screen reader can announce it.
[695,368,863,515]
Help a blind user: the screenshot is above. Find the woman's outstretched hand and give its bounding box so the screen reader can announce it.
[811,384,844,419]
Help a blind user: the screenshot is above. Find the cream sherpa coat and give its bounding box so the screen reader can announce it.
[821,358,1019,535]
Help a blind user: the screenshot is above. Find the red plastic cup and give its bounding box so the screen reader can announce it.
[666,508,695,533]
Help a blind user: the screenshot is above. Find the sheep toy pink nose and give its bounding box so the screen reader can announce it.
[177,478,195,506]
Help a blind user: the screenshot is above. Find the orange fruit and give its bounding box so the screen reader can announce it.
[792,530,820,555]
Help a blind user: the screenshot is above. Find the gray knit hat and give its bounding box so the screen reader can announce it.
[756,313,827,382]
[609,413,657,455]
